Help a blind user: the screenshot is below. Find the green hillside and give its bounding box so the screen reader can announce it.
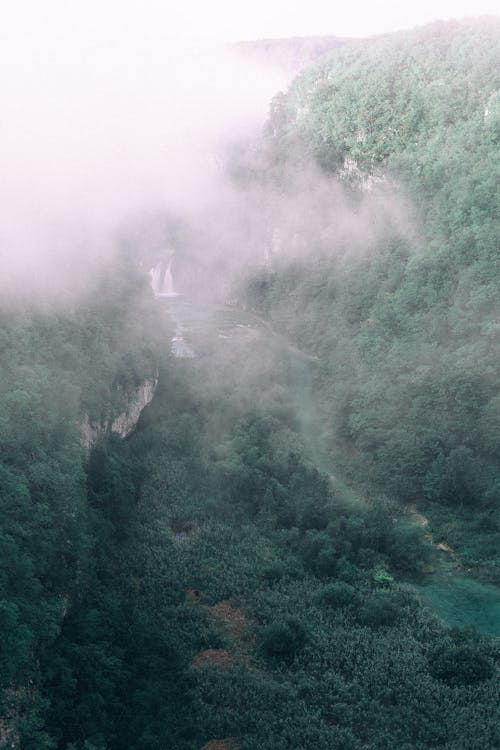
[241,18,500,578]
[1,17,499,750]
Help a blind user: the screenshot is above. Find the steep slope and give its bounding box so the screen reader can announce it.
[2,19,500,750]
[239,18,500,577]
[0,253,165,746]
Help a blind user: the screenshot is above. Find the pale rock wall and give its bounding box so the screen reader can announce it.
[80,372,158,448]
[110,377,157,438]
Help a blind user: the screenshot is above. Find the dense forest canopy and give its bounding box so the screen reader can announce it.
[240,18,500,577]
[0,17,499,750]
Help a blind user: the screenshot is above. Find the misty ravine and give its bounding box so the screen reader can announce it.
[1,17,499,750]
[152,261,500,637]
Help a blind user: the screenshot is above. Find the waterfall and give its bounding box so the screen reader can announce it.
[162,257,174,295]
[149,255,178,297]
[149,252,194,357]
[149,264,162,294]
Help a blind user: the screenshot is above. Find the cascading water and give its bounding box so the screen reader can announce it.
[149,255,178,298]
[149,254,196,358]
[149,264,161,295]
[162,257,175,296]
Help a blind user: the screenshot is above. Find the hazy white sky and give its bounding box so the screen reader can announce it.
[1,0,498,46]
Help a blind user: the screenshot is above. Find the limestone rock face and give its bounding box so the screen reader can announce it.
[80,417,103,449]
[80,372,158,448]
[110,377,157,438]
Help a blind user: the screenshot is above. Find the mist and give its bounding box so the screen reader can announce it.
[0,27,291,298]
[2,13,499,748]
[0,13,420,306]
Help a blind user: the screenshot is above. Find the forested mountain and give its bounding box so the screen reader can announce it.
[0,256,164,747]
[1,17,499,750]
[240,17,500,578]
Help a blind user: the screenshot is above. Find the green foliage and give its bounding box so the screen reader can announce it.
[315,581,359,608]
[259,616,309,663]
[2,20,500,750]
[357,592,401,628]
[242,19,500,578]
[0,252,168,746]
[429,643,495,686]
[0,601,33,687]
[373,570,394,587]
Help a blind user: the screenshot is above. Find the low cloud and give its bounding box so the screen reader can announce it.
[0,21,417,304]
[0,27,287,297]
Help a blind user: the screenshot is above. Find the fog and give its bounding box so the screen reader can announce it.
[0,16,420,305]
[0,30,291,297]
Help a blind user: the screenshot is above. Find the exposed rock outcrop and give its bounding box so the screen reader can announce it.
[110,377,158,438]
[80,372,158,448]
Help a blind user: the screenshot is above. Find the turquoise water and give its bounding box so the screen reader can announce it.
[415,571,500,635]
[158,294,500,638]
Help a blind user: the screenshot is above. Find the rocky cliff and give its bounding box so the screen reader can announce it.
[80,372,158,448]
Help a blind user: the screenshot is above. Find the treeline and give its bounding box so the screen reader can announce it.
[239,18,500,577]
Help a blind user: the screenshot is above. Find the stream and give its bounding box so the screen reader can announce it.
[157,290,500,637]
[414,560,500,636]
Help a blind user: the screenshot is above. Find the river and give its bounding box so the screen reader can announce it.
[414,560,500,636]
[157,291,500,637]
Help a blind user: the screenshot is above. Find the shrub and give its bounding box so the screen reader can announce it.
[357,594,400,627]
[259,616,309,663]
[316,582,359,609]
[429,645,495,686]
